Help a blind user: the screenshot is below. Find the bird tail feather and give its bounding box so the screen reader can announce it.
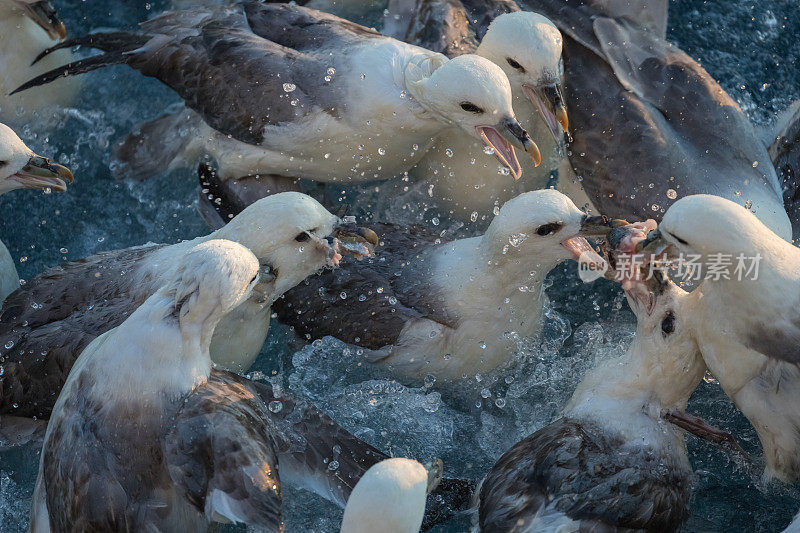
[114,108,203,182]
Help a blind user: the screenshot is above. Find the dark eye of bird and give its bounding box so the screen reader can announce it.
[536,222,563,236]
[506,57,525,72]
[661,311,676,336]
[460,102,484,114]
[295,232,310,242]
[0,161,6,168]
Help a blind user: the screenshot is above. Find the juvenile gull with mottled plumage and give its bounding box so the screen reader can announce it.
[17,1,540,188]
[0,192,376,421]
[275,189,610,382]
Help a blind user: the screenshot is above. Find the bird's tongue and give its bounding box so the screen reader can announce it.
[478,126,521,180]
[561,236,606,269]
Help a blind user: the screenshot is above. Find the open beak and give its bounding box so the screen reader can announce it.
[10,153,73,192]
[330,221,378,264]
[522,83,569,141]
[476,117,541,180]
[578,214,612,237]
[18,0,66,40]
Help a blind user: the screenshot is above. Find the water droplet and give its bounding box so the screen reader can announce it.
[4,341,13,349]
[339,291,347,299]
[412,144,419,151]
[445,148,454,158]
[268,400,283,413]
[483,145,495,155]
[377,287,384,294]
[470,211,478,222]
[431,217,440,226]
[59,247,68,254]
[388,296,397,305]
[358,294,366,302]
[498,166,510,175]
[324,153,331,159]
[327,67,336,75]
[377,147,386,156]
[328,460,339,471]
[651,204,660,212]
[508,233,527,247]
[666,188,677,199]
[480,388,491,398]
[752,161,759,168]
[290,98,299,106]
[495,398,506,408]
[493,206,500,216]
[424,374,436,387]
[282,83,296,92]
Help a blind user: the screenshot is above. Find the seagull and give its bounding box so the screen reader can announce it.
[637,194,800,482]
[340,458,441,533]
[0,0,78,124]
[274,189,611,382]
[0,123,73,302]
[476,223,709,532]
[0,191,377,420]
[389,7,570,223]
[17,1,541,187]
[515,0,793,240]
[30,240,471,531]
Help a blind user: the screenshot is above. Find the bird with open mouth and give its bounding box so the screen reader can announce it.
[0,0,79,125]
[385,5,569,224]
[16,1,539,197]
[274,189,611,383]
[0,123,72,304]
[0,192,376,424]
[635,194,800,483]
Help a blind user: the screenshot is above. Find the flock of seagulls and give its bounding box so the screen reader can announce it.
[0,0,799,531]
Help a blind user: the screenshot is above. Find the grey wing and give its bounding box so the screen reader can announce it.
[273,222,456,350]
[385,0,477,57]
[164,373,283,529]
[518,1,781,223]
[769,100,800,236]
[243,374,388,507]
[18,2,383,146]
[0,245,163,419]
[478,418,691,532]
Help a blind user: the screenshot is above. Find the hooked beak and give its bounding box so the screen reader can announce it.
[578,214,613,237]
[424,458,443,493]
[10,153,73,192]
[522,83,569,141]
[476,117,541,180]
[329,219,379,265]
[634,229,673,259]
[17,0,66,40]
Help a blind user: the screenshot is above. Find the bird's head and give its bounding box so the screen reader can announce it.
[477,11,568,142]
[635,194,777,264]
[0,123,73,195]
[170,239,260,327]
[1,0,66,40]
[407,54,541,179]
[214,192,377,304]
[340,457,440,533]
[484,189,611,268]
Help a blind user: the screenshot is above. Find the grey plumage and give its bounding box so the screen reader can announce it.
[478,418,691,532]
[273,222,455,351]
[518,0,790,238]
[768,100,800,235]
[0,244,164,419]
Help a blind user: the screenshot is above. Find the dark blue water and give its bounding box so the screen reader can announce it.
[0,1,798,531]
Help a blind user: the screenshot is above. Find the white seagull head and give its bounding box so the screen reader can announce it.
[408,54,541,179]
[0,122,73,194]
[477,11,568,141]
[340,457,441,533]
[215,191,377,303]
[168,239,260,327]
[0,0,66,40]
[483,189,610,267]
[638,194,779,262]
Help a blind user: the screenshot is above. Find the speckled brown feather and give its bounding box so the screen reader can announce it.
[478,418,691,532]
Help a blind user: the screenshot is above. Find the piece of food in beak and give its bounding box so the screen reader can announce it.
[11,153,73,192]
[477,118,541,180]
[19,0,66,40]
[523,83,569,141]
[561,236,606,271]
[602,221,663,314]
[334,224,379,260]
[633,228,672,259]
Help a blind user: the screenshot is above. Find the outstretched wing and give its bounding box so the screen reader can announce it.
[0,244,163,419]
[478,418,690,532]
[273,222,457,350]
[16,2,383,146]
[164,372,283,529]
